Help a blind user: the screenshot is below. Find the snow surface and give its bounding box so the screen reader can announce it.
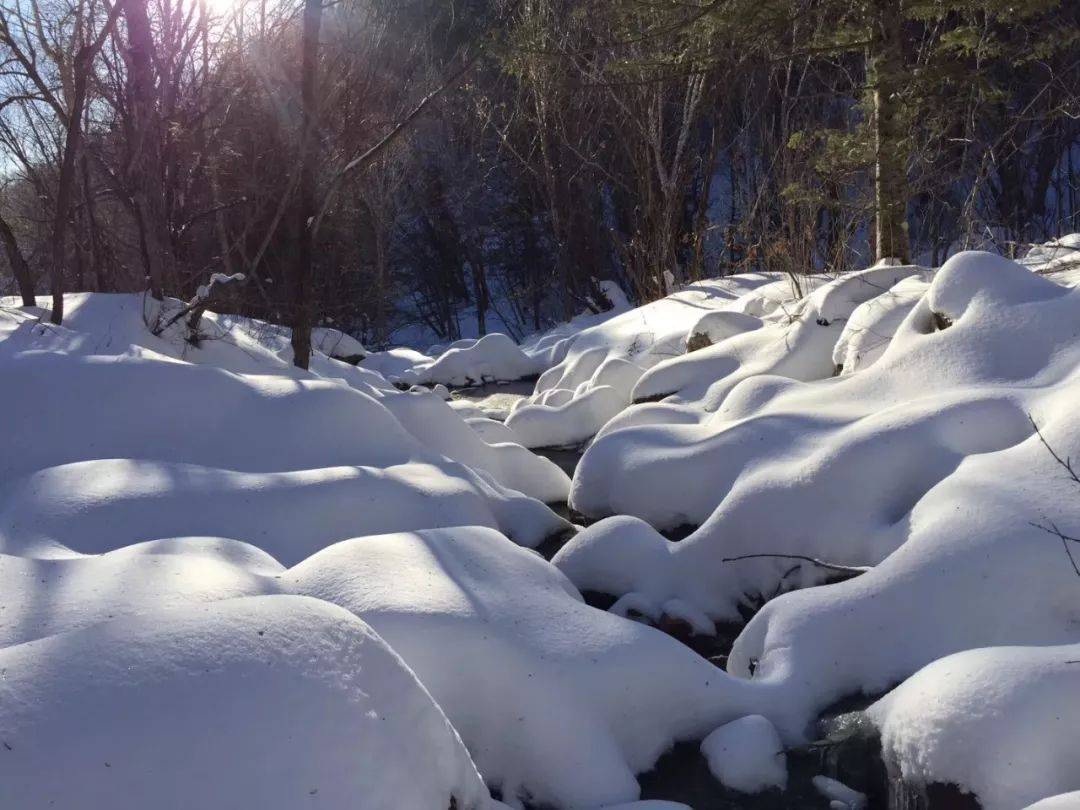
[0,596,495,810]
[1027,795,1080,810]
[6,239,1080,809]
[554,249,1080,758]
[700,714,787,793]
[869,644,1080,810]
[285,525,764,808]
[409,332,541,387]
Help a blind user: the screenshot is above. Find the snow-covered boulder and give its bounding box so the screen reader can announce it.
[311,326,366,363]
[416,333,540,387]
[556,252,1080,743]
[700,715,787,793]
[832,273,930,374]
[359,346,434,382]
[869,645,1080,810]
[0,596,495,810]
[685,310,763,352]
[286,526,764,808]
[506,384,627,448]
[0,538,280,646]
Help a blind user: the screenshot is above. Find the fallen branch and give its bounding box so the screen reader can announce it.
[1029,520,1080,578]
[721,553,869,577]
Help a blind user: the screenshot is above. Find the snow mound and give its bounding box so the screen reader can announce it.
[312,326,366,361]
[0,539,280,646]
[685,310,763,351]
[700,714,787,793]
[286,526,765,808]
[506,384,628,449]
[503,275,776,447]
[1027,794,1080,810]
[832,273,931,374]
[359,346,433,381]
[0,458,565,563]
[0,595,494,810]
[869,645,1080,810]
[413,332,540,387]
[629,264,926,409]
[555,250,1080,743]
[0,323,568,557]
[371,388,570,503]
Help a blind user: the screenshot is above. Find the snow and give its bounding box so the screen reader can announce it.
[812,776,867,810]
[868,644,1080,810]
[0,539,280,646]
[411,332,541,387]
[506,384,627,448]
[0,595,495,810]
[359,345,433,381]
[832,273,931,374]
[700,715,787,793]
[285,525,765,808]
[554,248,1080,753]
[312,326,366,360]
[0,296,569,558]
[685,310,763,351]
[1028,795,1080,810]
[6,239,1080,809]
[495,274,776,447]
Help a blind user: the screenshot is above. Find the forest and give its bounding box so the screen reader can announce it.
[2,0,1077,355]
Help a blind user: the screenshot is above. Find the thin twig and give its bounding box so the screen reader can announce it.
[721,553,869,576]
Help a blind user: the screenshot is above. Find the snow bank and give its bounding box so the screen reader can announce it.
[832,273,931,374]
[1028,794,1080,810]
[412,332,541,387]
[0,305,568,555]
[286,526,765,808]
[869,645,1080,810]
[359,346,433,382]
[0,539,280,646]
[0,595,494,810]
[505,384,627,449]
[555,250,1080,745]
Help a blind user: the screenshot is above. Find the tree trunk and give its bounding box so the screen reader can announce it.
[123,0,171,300]
[47,60,92,324]
[290,0,322,370]
[868,0,911,264]
[0,212,36,307]
[474,262,488,336]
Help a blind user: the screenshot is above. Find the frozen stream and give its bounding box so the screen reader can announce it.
[447,379,912,810]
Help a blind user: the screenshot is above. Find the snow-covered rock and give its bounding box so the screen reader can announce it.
[286,525,764,808]
[415,332,540,387]
[685,310,763,352]
[869,645,1080,810]
[555,250,1080,744]
[0,595,495,810]
[832,273,931,374]
[700,715,787,793]
[0,539,280,646]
